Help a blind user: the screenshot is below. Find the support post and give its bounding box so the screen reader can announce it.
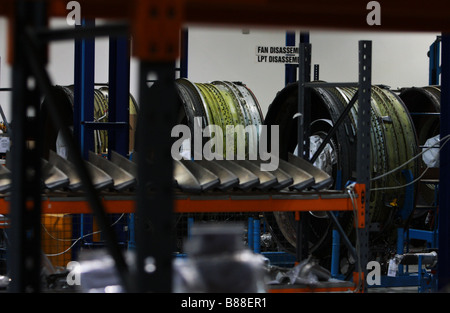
[73,19,95,160]
[439,33,450,290]
[187,217,194,239]
[179,29,189,79]
[296,33,311,262]
[135,61,177,292]
[22,23,132,293]
[248,217,254,249]
[107,36,131,158]
[429,36,441,85]
[355,40,372,292]
[72,19,95,260]
[8,0,47,293]
[285,31,296,85]
[297,40,311,160]
[253,219,260,254]
[331,229,341,277]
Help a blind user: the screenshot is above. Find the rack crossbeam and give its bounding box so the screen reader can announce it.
[0,187,364,217]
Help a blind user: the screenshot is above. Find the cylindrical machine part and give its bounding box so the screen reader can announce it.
[263,82,419,262]
[398,251,438,267]
[399,86,441,222]
[173,79,265,253]
[41,85,138,158]
[174,79,264,158]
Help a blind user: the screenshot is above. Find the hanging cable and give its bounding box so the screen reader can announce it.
[42,214,125,257]
[371,133,450,182]
[371,134,450,191]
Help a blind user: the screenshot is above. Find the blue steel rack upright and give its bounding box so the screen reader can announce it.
[429,36,441,86]
[71,19,131,259]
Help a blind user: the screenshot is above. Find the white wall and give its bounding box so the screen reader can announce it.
[188,27,439,116]
[187,26,287,118]
[310,30,438,89]
[0,18,440,122]
[0,17,136,122]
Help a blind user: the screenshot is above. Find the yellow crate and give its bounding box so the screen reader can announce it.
[41,214,73,269]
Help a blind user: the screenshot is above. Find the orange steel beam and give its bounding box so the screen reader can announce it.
[175,195,355,213]
[183,0,450,32]
[47,0,133,19]
[0,188,365,215]
[0,197,136,215]
[42,0,450,32]
[131,0,184,62]
[2,0,184,62]
[352,271,365,293]
[2,0,450,61]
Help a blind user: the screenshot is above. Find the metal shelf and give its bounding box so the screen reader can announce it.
[0,188,364,216]
[2,0,449,293]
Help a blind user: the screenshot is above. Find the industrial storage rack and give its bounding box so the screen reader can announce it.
[1,0,449,293]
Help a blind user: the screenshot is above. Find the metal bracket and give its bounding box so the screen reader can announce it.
[131,0,183,61]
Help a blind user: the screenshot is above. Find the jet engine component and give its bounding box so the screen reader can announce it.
[263,82,419,261]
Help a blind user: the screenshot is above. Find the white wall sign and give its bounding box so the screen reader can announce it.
[255,46,299,64]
